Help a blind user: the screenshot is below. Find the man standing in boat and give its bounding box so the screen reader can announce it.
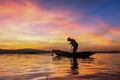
[67,37,78,53]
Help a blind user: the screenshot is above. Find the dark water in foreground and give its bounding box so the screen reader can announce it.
[0,53,120,80]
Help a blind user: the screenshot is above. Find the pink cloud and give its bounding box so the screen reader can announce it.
[0,1,119,50]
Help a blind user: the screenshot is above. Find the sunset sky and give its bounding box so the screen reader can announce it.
[0,0,120,51]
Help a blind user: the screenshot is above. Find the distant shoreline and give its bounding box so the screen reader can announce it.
[0,49,120,54]
[0,48,52,54]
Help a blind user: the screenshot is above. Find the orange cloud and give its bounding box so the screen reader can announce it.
[0,1,119,50]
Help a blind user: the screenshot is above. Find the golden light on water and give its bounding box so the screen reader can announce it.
[0,53,120,80]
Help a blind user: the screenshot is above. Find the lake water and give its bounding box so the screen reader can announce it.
[0,53,120,80]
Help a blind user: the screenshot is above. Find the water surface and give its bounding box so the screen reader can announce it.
[0,53,120,80]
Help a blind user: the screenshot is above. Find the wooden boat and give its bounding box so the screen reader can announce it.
[52,49,95,58]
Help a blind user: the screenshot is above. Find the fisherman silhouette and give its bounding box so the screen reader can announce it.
[67,37,78,53]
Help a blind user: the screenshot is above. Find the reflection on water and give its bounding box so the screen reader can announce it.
[71,57,79,74]
[0,53,120,80]
[0,54,52,80]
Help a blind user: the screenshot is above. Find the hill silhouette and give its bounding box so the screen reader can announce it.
[0,48,51,54]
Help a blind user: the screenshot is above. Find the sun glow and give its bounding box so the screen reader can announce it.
[0,0,119,50]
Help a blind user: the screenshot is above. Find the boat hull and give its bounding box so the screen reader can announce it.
[53,49,95,58]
